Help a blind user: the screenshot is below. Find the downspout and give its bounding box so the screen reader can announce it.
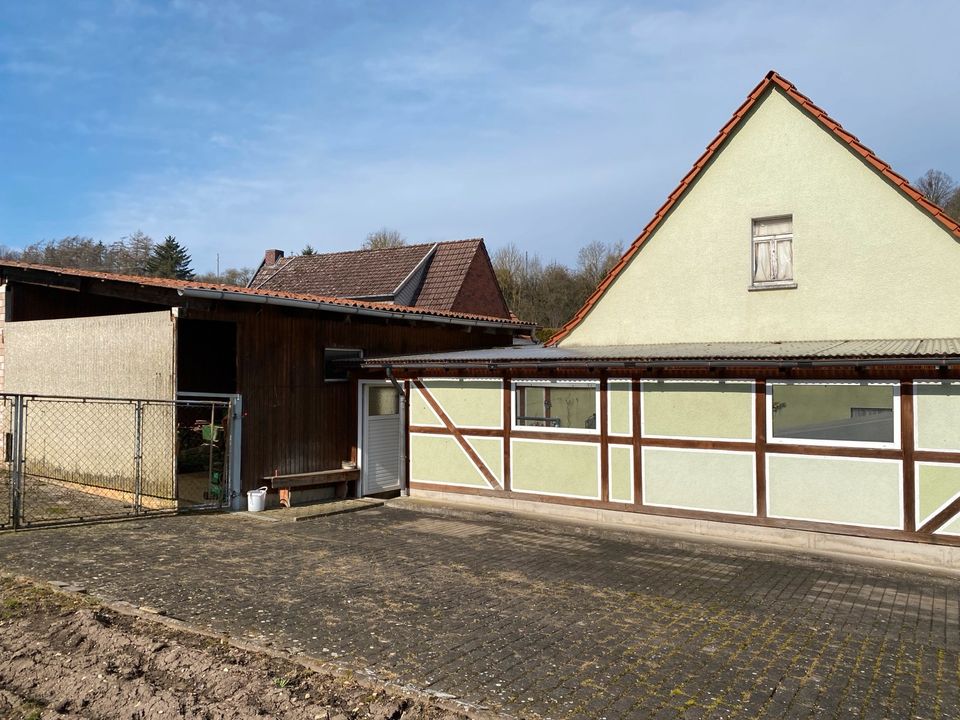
[385,367,409,497]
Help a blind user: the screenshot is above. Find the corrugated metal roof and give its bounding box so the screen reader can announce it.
[361,338,960,367]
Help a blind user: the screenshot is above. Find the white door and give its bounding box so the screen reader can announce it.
[361,383,402,494]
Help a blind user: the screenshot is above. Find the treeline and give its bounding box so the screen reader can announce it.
[0,231,254,285]
[492,239,624,340]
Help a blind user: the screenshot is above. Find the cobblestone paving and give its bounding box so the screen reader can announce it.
[1,507,958,719]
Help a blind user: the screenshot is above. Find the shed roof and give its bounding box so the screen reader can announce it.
[0,260,534,331]
[361,338,960,368]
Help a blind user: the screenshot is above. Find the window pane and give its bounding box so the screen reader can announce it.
[775,239,793,281]
[754,217,792,236]
[324,348,362,381]
[771,384,895,444]
[516,384,596,429]
[368,387,399,416]
[753,240,774,282]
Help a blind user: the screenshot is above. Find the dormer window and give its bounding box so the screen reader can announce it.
[751,216,795,289]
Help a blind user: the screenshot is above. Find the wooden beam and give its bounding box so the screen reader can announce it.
[632,379,643,506]
[901,380,916,532]
[599,377,609,503]
[756,379,767,518]
[502,373,512,492]
[918,494,960,534]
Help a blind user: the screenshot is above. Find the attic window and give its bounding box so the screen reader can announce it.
[751,216,795,289]
[324,348,362,382]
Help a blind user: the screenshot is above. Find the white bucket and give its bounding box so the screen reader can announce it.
[247,486,268,512]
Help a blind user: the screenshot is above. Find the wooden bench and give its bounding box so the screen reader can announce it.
[265,468,361,508]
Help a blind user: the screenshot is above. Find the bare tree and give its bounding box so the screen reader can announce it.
[363,228,406,250]
[576,239,624,291]
[491,242,527,315]
[916,170,957,207]
[947,190,960,221]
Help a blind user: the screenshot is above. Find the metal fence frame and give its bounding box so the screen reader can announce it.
[1,392,241,529]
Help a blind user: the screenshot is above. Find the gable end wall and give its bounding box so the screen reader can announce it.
[561,88,960,346]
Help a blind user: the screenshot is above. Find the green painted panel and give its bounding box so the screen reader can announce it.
[917,463,960,526]
[609,445,633,503]
[937,513,960,536]
[511,440,599,498]
[642,381,753,440]
[467,436,502,484]
[423,379,502,429]
[767,454,901,528]
[411,388,442,427]
[410,434,488,487]
[916,382,960,451]
[609,382,632,436]
[643,448,755,515]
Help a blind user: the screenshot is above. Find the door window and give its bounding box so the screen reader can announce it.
[368,387,399,416]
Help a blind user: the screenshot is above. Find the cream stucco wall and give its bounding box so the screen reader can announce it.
[561,88,960,346]
[5,311,176,400]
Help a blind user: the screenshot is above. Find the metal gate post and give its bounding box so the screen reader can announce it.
[133,400,143,514]
[10,395,24,530]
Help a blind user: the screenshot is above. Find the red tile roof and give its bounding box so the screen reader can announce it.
[0,259,529,327]
[412,240,482,309]
[548,70,960,346]
[249,238,512,318]
[250,242,439,297]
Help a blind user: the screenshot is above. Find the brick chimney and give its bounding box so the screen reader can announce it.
[264,249,284,265]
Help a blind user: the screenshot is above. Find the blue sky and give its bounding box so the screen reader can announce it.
[2,1,959,274]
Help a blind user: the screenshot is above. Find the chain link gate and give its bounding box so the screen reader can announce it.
[1,394,237,529]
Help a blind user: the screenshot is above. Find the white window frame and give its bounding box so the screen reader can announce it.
[765,380,901,450]
[750,215,795,290]
[511,379,600,436]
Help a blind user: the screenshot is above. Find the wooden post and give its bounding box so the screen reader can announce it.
[599,377,609,503]
[901,380,915,532]
[755,379,767,519]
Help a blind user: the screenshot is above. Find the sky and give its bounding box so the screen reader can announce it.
[2,1,959,274]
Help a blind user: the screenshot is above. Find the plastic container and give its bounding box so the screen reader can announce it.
[247,486,268,512]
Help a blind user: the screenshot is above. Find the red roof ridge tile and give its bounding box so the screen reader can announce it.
[547,70,960,346]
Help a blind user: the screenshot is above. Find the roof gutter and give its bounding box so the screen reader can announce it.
[362,356,960,371]
[177,287,535,332]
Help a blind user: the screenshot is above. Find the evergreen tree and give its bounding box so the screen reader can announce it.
[146,235,194,280]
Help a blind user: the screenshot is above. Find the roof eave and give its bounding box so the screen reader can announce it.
[177,287,537,332]
[361,355,960,371]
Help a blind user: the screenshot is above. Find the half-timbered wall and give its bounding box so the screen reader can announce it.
[406,375,960,549]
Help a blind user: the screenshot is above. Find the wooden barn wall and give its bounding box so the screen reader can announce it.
[184,301,515,492]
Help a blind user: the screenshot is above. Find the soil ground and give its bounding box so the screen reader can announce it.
[0,576,506,720]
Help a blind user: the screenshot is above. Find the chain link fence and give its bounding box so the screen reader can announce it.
[1,394,236,529]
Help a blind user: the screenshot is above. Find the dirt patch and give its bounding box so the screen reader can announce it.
[0,577,511,720]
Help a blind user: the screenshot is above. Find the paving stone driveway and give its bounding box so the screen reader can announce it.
[1,505,958,719]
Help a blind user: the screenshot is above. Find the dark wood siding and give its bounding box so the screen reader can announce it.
[183,301,515,491]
